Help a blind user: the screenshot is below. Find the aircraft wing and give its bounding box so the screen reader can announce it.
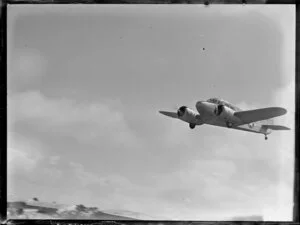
[261,125,290,130]
[234,107,287,125]
[159,111,178,119]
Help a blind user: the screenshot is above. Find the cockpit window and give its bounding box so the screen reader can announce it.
[207,98,241,111]
[207,98,220,104]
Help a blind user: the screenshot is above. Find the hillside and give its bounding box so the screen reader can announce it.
[7,200,136,220]
[103,209,165,220]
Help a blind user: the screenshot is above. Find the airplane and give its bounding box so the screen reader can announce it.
[159,97,290,140]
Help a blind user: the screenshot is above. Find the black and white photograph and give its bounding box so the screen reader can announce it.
[7,5,295,221]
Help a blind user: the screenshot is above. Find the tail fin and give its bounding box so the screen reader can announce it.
[262,125,290,130]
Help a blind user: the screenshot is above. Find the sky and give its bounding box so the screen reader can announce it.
[7,5,295,221]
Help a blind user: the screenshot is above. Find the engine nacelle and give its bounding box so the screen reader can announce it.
[177,106,203,125]
[216,104,240,124]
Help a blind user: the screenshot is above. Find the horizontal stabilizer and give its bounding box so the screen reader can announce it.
[159,111,178,118]
[234,107,287,124]
[262,125,290,130]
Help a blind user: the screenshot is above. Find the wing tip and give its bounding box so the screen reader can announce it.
[159,110,167,115]
[277,107,287,115]
[159,111,178,118]
[270,107,287,115]
[278,126,291,130]
[263,125,291,130]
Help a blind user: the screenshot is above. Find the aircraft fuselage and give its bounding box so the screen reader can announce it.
[191,100,272,135]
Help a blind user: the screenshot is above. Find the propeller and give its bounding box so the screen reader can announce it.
[177,106,187,117]
[216,104,225,116]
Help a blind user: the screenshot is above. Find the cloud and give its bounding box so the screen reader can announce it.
[69,162,107,187]
[7,133,62,187]
[8,90,141,149]
[49,155,60,165]
[150,157,284,219]
[52,161,144,210]
[7,90,144,203]
[8,132,44,174]
[7,132,59,200]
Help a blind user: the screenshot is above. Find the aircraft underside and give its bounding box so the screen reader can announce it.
[205,121,268,134]
[189,120,271,139]
[190,115,272,139]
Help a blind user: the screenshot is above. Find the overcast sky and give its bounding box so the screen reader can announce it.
[7,5,295,220]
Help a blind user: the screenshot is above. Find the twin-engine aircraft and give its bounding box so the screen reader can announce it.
[159,98,290,140]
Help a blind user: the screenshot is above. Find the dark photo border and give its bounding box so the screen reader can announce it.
[0,2,298,225]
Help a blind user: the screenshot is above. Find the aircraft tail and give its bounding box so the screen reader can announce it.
[261,125,290,130]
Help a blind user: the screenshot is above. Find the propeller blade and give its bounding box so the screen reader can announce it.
[177,106,187,117]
